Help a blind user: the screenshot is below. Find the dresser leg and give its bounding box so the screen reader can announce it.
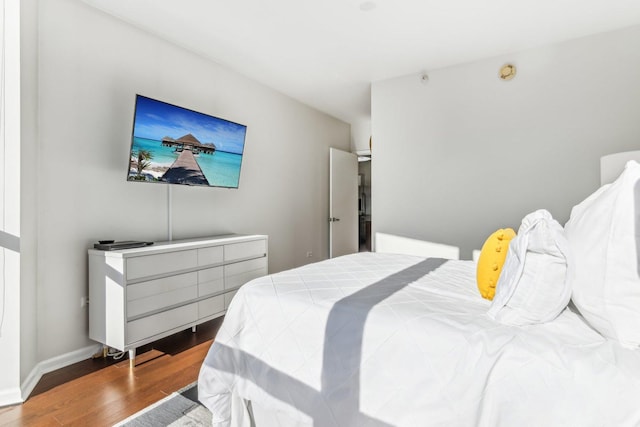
[129,349,136,368]
[192,325,196,333]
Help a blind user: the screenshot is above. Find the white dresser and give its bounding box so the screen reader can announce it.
[88,234,268,366]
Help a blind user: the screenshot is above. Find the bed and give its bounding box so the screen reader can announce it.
[198,161,640,427]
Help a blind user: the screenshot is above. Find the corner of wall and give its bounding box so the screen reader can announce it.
[350,117,371,154]
[0,386,23,407]
[19,343,102,402]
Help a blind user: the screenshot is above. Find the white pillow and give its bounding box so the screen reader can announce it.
[563,160,640,348]
[488,209,573,325]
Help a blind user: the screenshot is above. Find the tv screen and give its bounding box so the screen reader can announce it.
[128,95,247,188]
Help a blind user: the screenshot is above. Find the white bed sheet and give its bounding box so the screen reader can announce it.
[198,252,640,427]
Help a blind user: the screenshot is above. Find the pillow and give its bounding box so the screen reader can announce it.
[488,209,573,325]
[476,228,516,300]
[563,160,640,348]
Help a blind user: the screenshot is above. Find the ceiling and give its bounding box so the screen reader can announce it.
[81,0,640,125]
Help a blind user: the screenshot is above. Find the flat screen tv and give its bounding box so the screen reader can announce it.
[127,95,247,188]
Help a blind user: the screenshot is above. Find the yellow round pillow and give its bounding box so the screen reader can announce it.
[477,228,516,300]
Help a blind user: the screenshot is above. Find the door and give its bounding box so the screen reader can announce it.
[329,148,358,258]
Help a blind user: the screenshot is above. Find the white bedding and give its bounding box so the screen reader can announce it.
[198,252,640,426]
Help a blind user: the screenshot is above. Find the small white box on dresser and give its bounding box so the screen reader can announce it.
[88,234,268,366]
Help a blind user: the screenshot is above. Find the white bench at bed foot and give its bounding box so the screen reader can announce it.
[374,232,460,260]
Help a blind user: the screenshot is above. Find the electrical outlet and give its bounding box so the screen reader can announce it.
[306,251,313,258]
[81,296,88,308]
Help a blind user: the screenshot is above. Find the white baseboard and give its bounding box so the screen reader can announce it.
[0,386,22,408]
[19,343,103,403]
[19,367,41,405]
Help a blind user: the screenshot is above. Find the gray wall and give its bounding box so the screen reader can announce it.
[372,25,640,259]
[32,0,349,362]
[20,0,39,390]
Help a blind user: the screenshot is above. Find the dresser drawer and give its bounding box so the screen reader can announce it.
[225,257,268,290]
[127,272,197,301]
[224,290,238,308]
[198,295,225,318]
[126,302,198,345]
[198,266,224,297]
[126,249,198,281]
[224,240,266,262]
[126,272,198,318]
[198,246,224,266]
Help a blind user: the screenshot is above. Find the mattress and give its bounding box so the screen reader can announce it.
[198,252,640,426]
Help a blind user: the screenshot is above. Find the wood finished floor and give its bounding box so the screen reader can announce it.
[0,318,223,427]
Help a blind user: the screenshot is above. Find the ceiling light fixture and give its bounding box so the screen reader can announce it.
[359,1,377,12]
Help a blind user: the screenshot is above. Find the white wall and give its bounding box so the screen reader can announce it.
[372,25,640,259]
[0,0,23,405]
[33,0,349,363]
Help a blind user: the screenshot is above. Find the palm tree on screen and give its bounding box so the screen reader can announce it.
[136,150,152,176]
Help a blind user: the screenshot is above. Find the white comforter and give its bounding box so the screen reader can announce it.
[199,252,640,426]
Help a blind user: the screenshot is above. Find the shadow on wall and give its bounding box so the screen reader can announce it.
[0,230,20,253]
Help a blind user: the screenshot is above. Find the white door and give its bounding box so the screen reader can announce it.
[329,148,358,258]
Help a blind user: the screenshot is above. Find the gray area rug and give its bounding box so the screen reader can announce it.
[113,382,212,426]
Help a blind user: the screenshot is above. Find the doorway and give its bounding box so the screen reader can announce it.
[358,156,371,252]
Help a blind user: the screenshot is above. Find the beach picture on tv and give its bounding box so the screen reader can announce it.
[128,95,247,188]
